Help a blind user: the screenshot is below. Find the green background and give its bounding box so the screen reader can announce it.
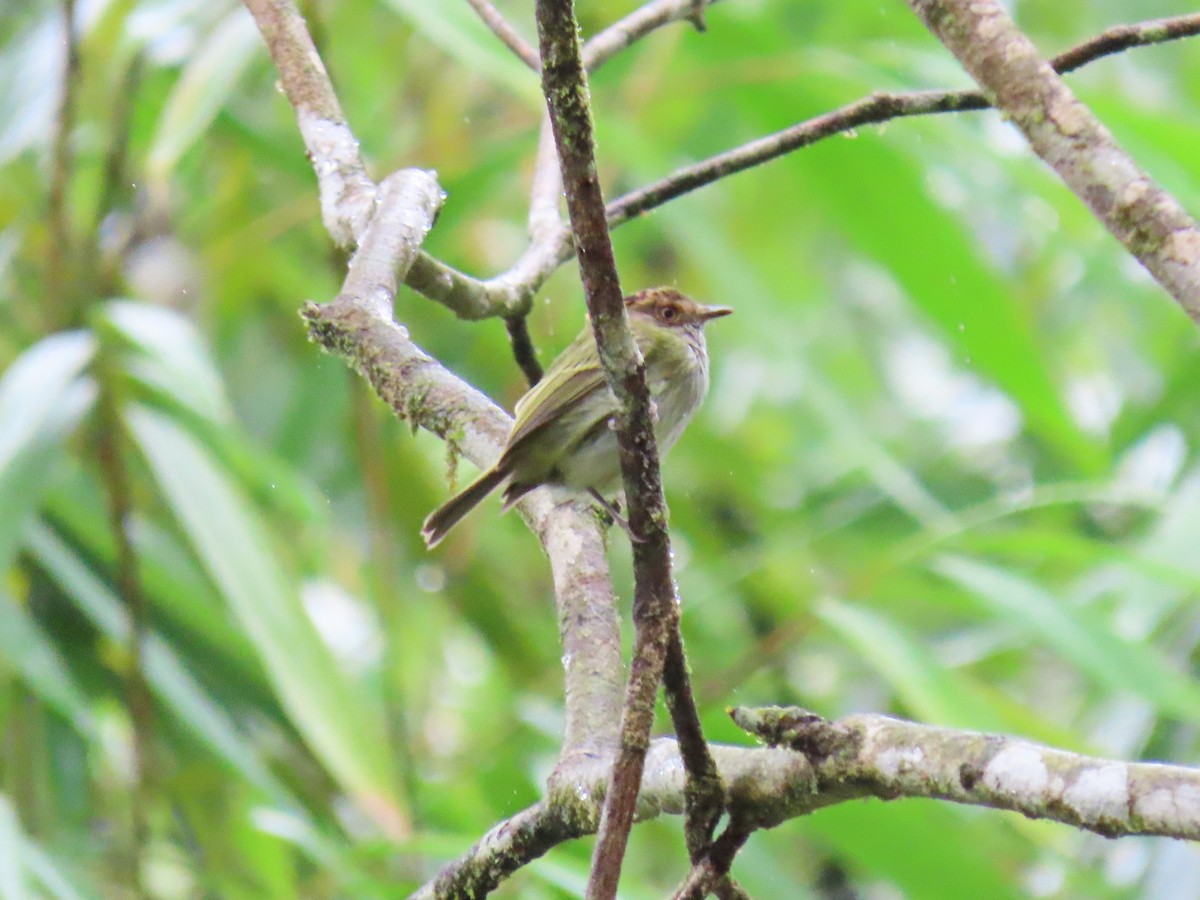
[1,0,1199,895]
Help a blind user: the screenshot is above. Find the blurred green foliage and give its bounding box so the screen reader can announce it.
[1,0,1200,896]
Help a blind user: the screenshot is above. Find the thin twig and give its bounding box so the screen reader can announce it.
[502,116,559,384]
[505,315,543,385]
[1052,12,1200,74]
[93,333,154,896]
[603,11,1200,245]
[671,823,753,900]
[46,0,80,322]
[583,0,725,70]
[663,633,724,860]
[466,0,540,70]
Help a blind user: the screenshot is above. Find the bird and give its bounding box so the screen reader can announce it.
[422,287,731,548]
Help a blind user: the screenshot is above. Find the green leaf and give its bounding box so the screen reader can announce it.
[0,12,61,164]
[101,300,232,424]
[146,8,261,183]
[0,795,24,900]
[26,523,286,803]
[0,330,93,480]
[818,596,1089,750]
[382,0,540,105]
[0,331,96,734]
[801,799,1029,900]
[0,592,93,735]
[934,555,1200,719]
[793,97,1101,473]
[19,835,90,900]
[125,406,403,829]
[101,300,322,526]
[0,793,91,900]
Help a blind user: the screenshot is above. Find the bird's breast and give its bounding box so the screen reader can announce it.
[645,329,710,453]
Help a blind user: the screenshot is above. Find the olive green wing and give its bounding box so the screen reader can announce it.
[505,330,609,451]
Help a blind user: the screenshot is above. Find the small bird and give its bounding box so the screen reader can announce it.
[422,287,732,547]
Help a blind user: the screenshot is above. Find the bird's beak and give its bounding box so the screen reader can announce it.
[699,304,733,321]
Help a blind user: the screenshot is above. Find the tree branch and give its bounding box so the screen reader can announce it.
[412,801,585,900]
[243,0,374,247]
[504,314,543,386]
[244,0,528,318]
[734,707,1200,840]
[252,1,1200,326]
[302,167,624,759]
[534,3,717,897]
[664,633,724,862]
[426,708,1200,895]
[245,0,625,805]
[908,0,1200,319]
[671,823,752,900]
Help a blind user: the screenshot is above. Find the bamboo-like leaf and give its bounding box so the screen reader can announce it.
[0,592,93,735]
[146,8,261,183]
[102,300,232,424]
[100,300,323,526]
[0,331,93,476]
[26,522,286,803]
[125,406,402,830]
[0,793,91,900]
[0,12,61,164]
[0,331,95,734]
[816,596,1085,749]
[18,834,89,900]
[935,555,1200,719]
[0,795,22,900]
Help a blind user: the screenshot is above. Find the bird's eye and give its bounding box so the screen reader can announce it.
[660,306,677,321]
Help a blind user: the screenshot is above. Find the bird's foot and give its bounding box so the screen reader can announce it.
[587,489,647,544]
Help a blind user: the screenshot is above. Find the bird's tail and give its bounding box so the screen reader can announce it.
[422,466,508,548]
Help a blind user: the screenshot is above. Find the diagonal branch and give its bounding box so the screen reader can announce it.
[244,0,525,317]
[304,164,624,755]
[671,822,752,900]
[908,0,1200,318]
